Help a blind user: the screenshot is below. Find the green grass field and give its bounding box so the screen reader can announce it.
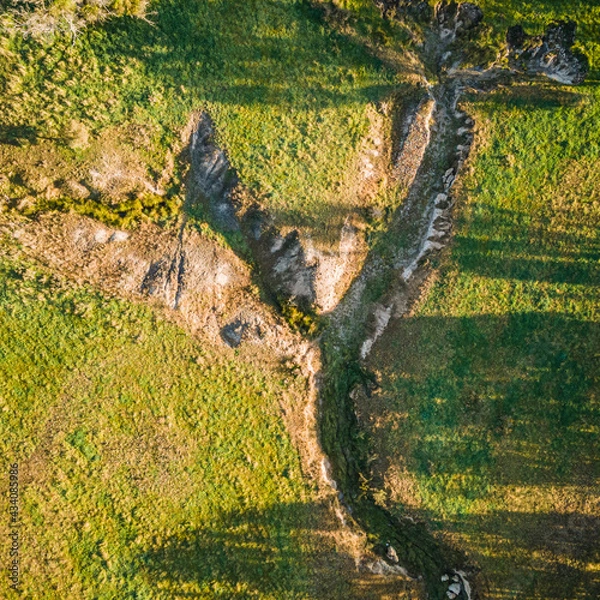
[366,4,600,597]
[1,0,600,598]
[0,254,356,599]
[0,0,408,238]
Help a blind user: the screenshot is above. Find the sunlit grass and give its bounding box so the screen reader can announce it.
[0,0,405,236]
[0,255,334,598]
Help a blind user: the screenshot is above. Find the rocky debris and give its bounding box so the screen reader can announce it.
[400,102,469,282]
[436,1,483,40]
[220,319,249,347]
[189,113,239,231]
[242,207,316,311]
[360,303,393,359]
[363,558,411,577]
[243,208,364,316]
[392,96,435,191]
[375,0,431,22]
[447,581,461,598]
[506,20,589,85]
[385,543,399,563]
[270,230,316,307]
[440,571,472,600]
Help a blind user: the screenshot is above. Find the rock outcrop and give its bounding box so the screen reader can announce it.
[188,113,239,231]
[375,0,432,22]
[435,1,483,41]
[506,20,589,85]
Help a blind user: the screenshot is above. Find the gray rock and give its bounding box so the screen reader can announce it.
[455,2,483,32]
[375,0,431,22]
[109,231,129,243]
[506,20,589,85]
[385,543,399,563]
[189,113,240,232]
[220,319,248,348]
[436,1,483,36]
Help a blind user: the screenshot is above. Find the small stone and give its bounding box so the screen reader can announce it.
[441,574,450,582]
[94,229,111,244]
[435,193,448,206]
[220,319,247,348]
[449,582,462,594]
[109,231,129,243]
[385,543,399,564]
[446,592,457,600]
[66,180,90,200]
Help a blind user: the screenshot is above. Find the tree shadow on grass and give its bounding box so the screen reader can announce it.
[96,0,396,111]
[369,311,599,598]
[137,502,418,599]
[448,510,600,599]
[454,205,600,286]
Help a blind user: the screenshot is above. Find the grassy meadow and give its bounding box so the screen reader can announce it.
[0,0,408,237]
[1,0,599,598]
[0,253,361,599]
[367,4,600,597]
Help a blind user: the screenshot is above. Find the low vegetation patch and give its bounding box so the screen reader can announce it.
[0,254,359,599]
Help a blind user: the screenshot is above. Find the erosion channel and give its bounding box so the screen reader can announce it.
[316,3,590,600]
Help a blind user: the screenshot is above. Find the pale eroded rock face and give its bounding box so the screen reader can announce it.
[435,1,483,41]
[3,212,299,353]
[189,112,239,232]
[506,20,589,85]
[187,112,377,315]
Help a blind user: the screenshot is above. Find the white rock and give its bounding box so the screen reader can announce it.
[270,237,284,253]
[94,229,111,244]
[109,231,129,242]
[449,582,461,594]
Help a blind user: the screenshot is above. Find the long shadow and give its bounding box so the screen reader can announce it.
[139,504,315,598]
[369,311,599,597]
[447,510,600,599]
[453,203,600,286]
[92,0,396,109]
[136,502,414,599]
